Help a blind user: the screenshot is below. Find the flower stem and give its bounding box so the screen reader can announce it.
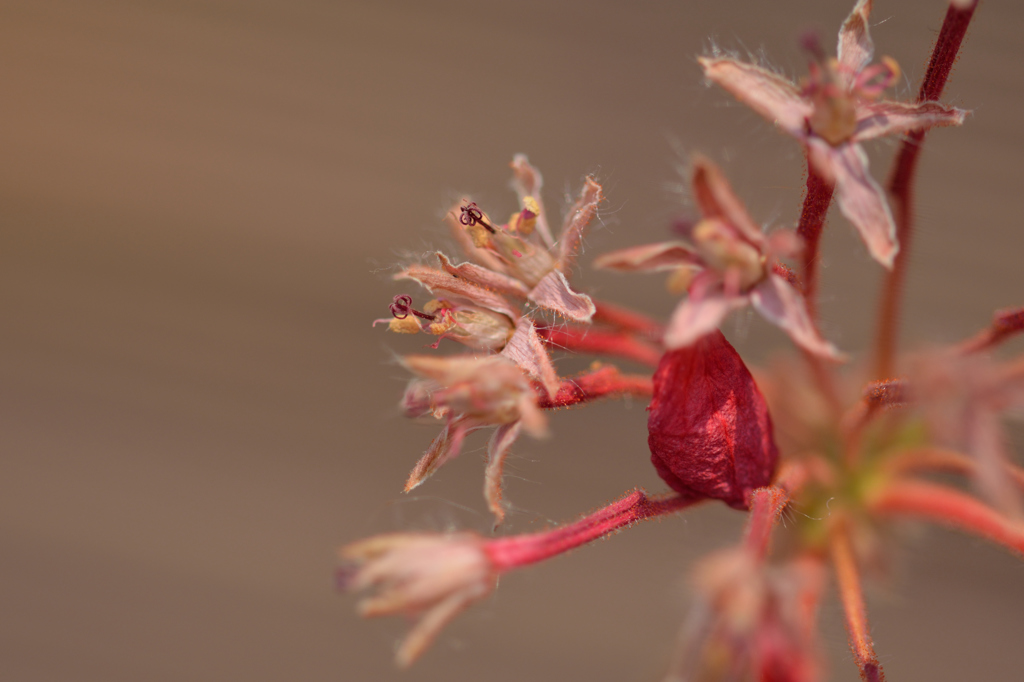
[743,486,789,561]
[872,0,979,379]
[537,366,653,409]
[795,157,836,322]
[885,448,1024,492]
[870,479,1024,558]
[592,298,666,340]
[830,519,886,682]
[957,306,1024,354]
[536,324,662,366]
[484,489,696,571]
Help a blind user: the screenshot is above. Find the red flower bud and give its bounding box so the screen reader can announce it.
[647,330,779,510]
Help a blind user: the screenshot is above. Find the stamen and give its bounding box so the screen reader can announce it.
[459,202,498,234]
[389,294,436,321]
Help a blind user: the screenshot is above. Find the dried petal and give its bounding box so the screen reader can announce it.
[855,100,967,141]
[837,0,875,77]
[484,421,522,526]
[436,252,532,299]
[647,330,779,509]
[557,176,603,273]
[527,270,596,322]
[749,274,845,360]
[699,57,813,137]
[510,154,555,248]
[812,140,897,268]
[501,318,560,399]
[663,272,746,350]
[691,155,766,248]
[593,241,702,272]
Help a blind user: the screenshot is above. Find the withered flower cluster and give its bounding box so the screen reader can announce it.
[340,1,1024,680]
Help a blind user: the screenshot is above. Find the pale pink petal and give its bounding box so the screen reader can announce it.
[404,418,482,492]
[397,263,521,320]
[593,241,702,272]
[811,139,897,268]
[556,177,603,273]
[749,275,845,360]
[510,154,555,249]
[527,270,596,323]
[443,201,509,273]
[500,318,560,398]
[855,100,967,141]
[699,57,813,137]
[837,0,875,77]
[691,155,766,247]
[397,591,481,669]
[484,421,522,526]
[435,252,531,298]
[663,276,746,349]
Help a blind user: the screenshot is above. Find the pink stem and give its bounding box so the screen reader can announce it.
[957,306,1024,354]
[537,366,653,409]
[743,486,789,561]
[592,299,666,340]
[830,519,886,682]
[485,489,696,571]
[873,0,979,379]
[537,324,662,367]
[870,479,1024,558]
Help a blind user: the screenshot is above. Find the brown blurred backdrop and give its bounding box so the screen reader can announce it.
[2,1,1023,680]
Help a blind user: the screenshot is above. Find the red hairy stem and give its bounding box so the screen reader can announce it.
[957,306,1024,354]
[872,0,979,379]
[841,378,908,465]
[536,366,653,409]
[536,324,662,367]
[886,448,1024,491]
[592,299,666,340]
[830,520,886,682]
[485,489,696,571]
[743,486,789,561]
[871,479,1024,557]
[795,158,836,321]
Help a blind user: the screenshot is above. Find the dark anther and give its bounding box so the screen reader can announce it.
[459,202,497,234]
[389,294,436,321]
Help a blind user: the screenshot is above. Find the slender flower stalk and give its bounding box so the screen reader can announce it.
[795,160,836,320]
[870,479,1024,558]
[872,0,980,378]
[957,306,1024,354]
[830,519,885,682]
[536,323,663,367]
[537,366,653,409]
[486,488,696,569]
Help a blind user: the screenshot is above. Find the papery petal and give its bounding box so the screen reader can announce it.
[528,270,596,322]
[664,272,745,350]
[691,155,766,247]
[501,318,560,399]
[557,176,603,273]
[699,57,813,137]
[811,140,897,268]
[484,421,522,526]
[398,263,522,320]
[443,201,509,273]
[855,100,967,141]
[593,241,703,272]
[837,0,875,77]
[397,591,481,668]
[404,419,481,492]
[510,154,555,249]
[749,275,845,360]
[435,252,531,299]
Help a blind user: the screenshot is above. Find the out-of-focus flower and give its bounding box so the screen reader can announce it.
[909,350,1024,519]
[699,0,966,267]
[338,532,497,668]
[667,550,824,682]
[647,330,779,510]
[596,155,840,358]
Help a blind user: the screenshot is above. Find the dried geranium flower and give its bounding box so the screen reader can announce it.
[596,155,840,358]
[699,0,966,267]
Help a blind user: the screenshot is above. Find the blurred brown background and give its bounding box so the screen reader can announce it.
[2,1,1023,680]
